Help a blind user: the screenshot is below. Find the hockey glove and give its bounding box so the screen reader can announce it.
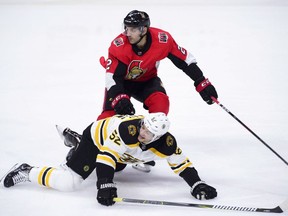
[97,178,117,206]
[194,77,218,105]
[191,181,217,200]
[111,94,135,115]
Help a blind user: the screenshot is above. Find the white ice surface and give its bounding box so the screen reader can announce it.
[0,1,287,215]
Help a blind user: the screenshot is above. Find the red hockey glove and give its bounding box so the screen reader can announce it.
[99,56,107,69]
[194,77,218,105]
[111,94,135,115]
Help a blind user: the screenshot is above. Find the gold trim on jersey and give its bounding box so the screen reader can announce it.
[100,146,120,160]
[169,158,192,174]
[172,161,192,174]
[126,142,140,148]
[97,154,116,169]
[93,118,111,150]
[148,147,167,158]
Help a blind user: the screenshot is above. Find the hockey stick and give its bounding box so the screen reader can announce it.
[211,97,288,166]
[114,197,288,213]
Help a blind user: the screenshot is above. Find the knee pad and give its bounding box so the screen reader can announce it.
[48,166,83,192]
[144,92,169,115]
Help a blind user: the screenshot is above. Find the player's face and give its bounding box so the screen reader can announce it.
[124,26,143,44]
[138,123,155,144]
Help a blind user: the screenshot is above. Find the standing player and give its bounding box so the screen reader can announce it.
[2,113,217,206]
[98,10,218,120]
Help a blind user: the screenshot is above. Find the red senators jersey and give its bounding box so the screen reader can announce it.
[105,27,197,87]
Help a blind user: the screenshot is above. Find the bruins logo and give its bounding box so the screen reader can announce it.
[175,147,182,155]
[166,135,174,146]
[128,125,137,136]
[126,60,147,80]
[83,165,90,172]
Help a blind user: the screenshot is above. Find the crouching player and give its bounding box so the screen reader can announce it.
[1,113,217,206]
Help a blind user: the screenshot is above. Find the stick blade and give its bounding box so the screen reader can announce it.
[278,199,288,213]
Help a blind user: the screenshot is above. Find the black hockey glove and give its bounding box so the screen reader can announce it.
[97,178,117,206]
[111,94,135,115]
[191,181,217,200]
[194,76,218,105]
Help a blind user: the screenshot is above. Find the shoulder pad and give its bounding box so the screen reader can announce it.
[150,132,177,156]
[118,118,140,145]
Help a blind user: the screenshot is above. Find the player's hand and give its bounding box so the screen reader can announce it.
[194,77,218,105]
[112,94,135,115]
[191,181,217,200]
[97,178,117,206]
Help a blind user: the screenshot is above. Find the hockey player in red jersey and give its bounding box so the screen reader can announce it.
[98,10,218,120]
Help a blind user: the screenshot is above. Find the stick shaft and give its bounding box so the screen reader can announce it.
[114,197,284,213]
[211,97,288,166]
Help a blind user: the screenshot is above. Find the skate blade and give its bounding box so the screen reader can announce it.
[55,125,65,141]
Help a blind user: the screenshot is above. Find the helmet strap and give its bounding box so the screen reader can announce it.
[134,26,147,46]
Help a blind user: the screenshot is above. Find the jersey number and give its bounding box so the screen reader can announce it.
[109,130,121,145]
[106,58,112,70]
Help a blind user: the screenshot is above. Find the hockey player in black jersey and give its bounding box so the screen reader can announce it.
[1,112,217,206]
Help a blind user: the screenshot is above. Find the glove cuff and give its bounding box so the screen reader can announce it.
[97,178,116,189]
[190,180,206,193]
[111,94,130,108]
[195,78,211,92]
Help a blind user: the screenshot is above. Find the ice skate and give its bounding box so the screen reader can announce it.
[56,125,82,161]
[1,163,32,188]
[56,125,82,148]
[132,161,156,173]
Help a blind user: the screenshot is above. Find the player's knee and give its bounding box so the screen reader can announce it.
[144,92,170,115]
[50,167,83,192]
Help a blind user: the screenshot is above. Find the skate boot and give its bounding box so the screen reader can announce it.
[56,125,82,148]
[1,163,32,188]
[132,161,156,173]
[56,125,82,161]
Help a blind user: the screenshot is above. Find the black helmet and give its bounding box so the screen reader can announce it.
[123,10,150,28]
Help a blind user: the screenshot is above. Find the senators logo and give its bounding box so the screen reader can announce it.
[126,60,147,80]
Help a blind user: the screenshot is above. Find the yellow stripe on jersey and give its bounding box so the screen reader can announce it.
[102,117,111,141]
[94,120,104,150]
[127,142,140,148]
[97,154,116,169]
[168,157,190,167]
[172,161,192,174]
[93,118,112,150]
[100,146,120,160]
[148,148,167,158]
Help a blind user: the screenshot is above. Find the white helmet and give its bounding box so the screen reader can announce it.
[143,112,170,143]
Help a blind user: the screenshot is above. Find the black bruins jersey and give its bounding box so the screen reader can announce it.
[91,115,193,175]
